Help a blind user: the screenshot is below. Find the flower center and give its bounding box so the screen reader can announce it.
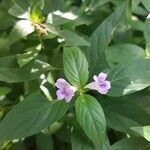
[99,82,107,88]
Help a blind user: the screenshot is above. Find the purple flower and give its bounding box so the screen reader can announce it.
[86,72,111,94]
[55,78,76,102]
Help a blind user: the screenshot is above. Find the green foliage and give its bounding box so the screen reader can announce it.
[46,24,90,46]
[111,137,150,150]
[75,94,106,149]
[0,0,150,149]
[71,126,95,150]
[63,46,89,88]
[101,93,150,134]
[0,92,69,140]
[84,2,126,76]
[36,133,53,150]
[0,56,48,83]
[105,44,145,66]
[108,59,150,96]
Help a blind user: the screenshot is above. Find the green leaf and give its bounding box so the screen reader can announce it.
[104,110,140,134]
[11,142,26,150]
[46,13,72,26]
[112,23,132,44]
[132,0,148,16]
[0,56,48,83]
[36,133,53,150]
[63,47,89,88]
[30,0,44,23]
[133,6,148,16]
[84,3,126,76]
[71,125,95,150]
[111,138,150,150]
[101,93,150,133]
[130,19,144,32]
[30,0,44,9]
[141,0,150,12]
[75,94,106,149]
[17,45,42,67]
[8,3,30,19]
[8,20,35,46]
[0,87,11,96]
[131,126,150,142]
[46,24,90,46]
[105,44,145,66]
[43,0,66,15]
[61,30,90,47]
[111,0,126,6]
[82,0,109,10]
[103,136,111,150]
[12,0,29,12]
[0,92,69,140]
[0,6,14,30]
[144,18,150,58]
[108,59,150,97]
[0,34,10,52]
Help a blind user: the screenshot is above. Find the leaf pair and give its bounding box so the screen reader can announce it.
[63,46,106,149]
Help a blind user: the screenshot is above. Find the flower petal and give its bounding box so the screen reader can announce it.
[87,73,111,95]
[105,80,111,90]
[56,89,66,100]
[55,78,77,102]
[65,89,75,102]
[98,72,107,81]
[55,78,69,89]
[98,80,111,94]
[70,86,77,93]
[86,81,100,91]
[98,88,108,94]
[93,75,99,82]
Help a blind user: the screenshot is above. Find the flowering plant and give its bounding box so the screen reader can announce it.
[0,0,150,149]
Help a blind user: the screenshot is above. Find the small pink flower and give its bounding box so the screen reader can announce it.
[55,78,76,102]
[86,72,111,94]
